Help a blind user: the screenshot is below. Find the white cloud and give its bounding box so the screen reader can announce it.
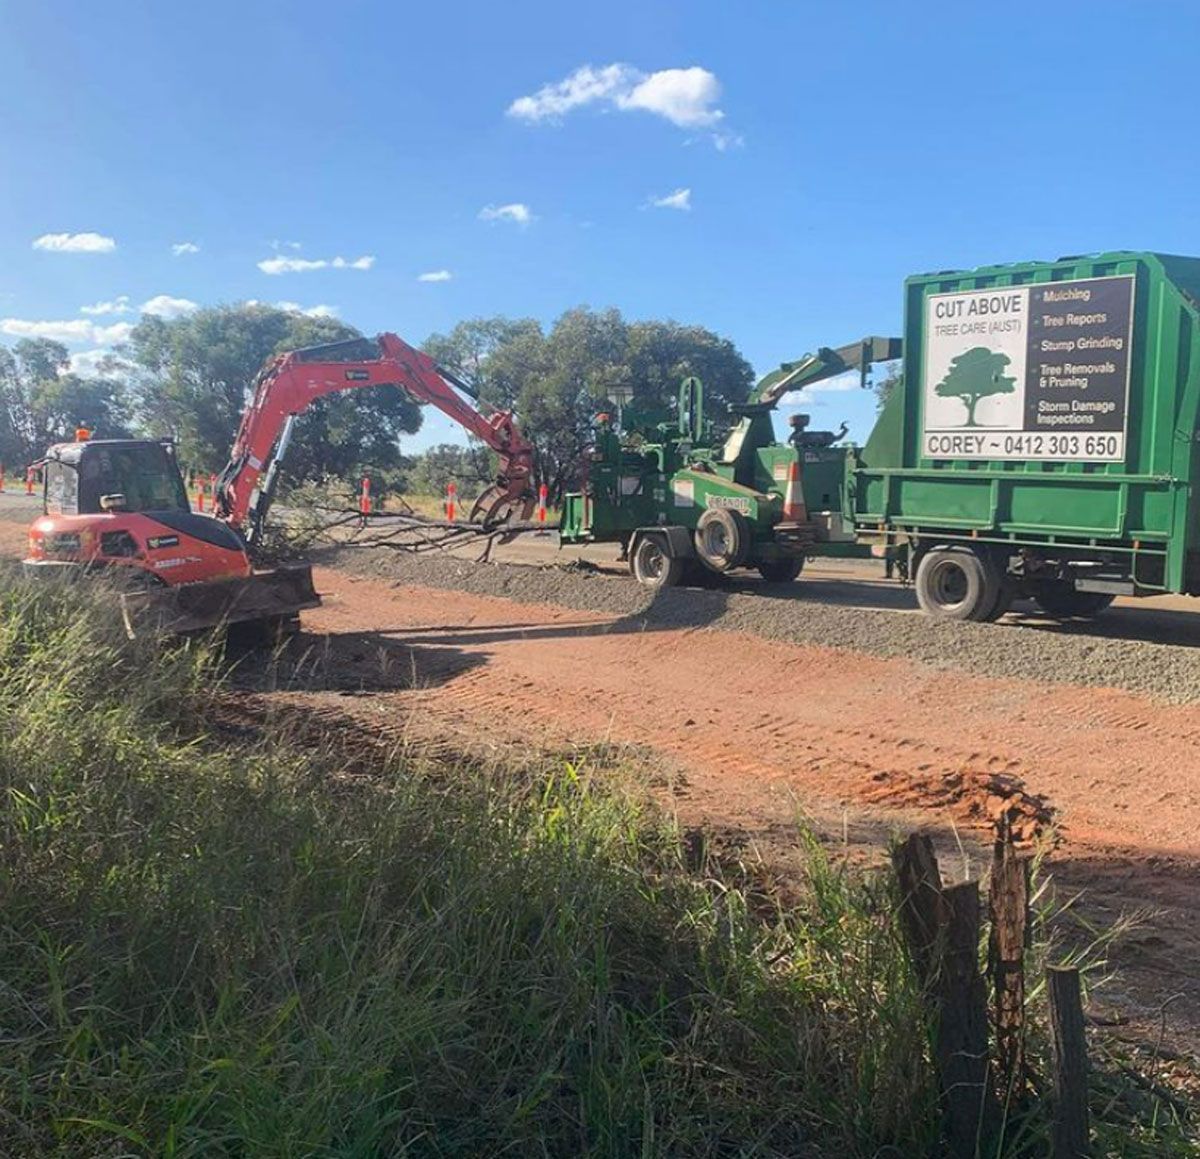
[32,231,117,254]
[508,64,729,141]
[617,68,723,128]
[649,188,691,211]
[258,256,326,274]
[81,295,132,316]
[479,203,533,225]
[92,321,134,344]
[0,318,133,345]
[1,318,96,343]
[507,63,636,121]
[417,269,453,282]
[257,253,375,274]
[69,348,126,376]
[274,301,339,318]
[140,294,199,319]
[171,241,200,256]
[781,371,862,405]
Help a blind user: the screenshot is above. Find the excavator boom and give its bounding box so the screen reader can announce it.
[215,332,536,545]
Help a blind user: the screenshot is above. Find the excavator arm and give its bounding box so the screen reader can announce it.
[213,332,535,545]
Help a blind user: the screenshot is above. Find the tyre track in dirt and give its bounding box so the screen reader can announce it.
[3,498,1199,1051]
[270,564,1200,1049]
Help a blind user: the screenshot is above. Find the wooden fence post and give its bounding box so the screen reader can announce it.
[892,833,947,990]
[1047,966,1090,1157]
[893,836,997,1156]
[939,882,997,1156]
[989,819,1030,1100]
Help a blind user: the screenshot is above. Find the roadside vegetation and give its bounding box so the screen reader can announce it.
[0,304,757,509]
[0,566,1192,1156]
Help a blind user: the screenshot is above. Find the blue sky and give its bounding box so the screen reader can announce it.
[2,0,1198,450]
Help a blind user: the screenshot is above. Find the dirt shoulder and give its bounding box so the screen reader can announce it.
[299,558,1200,1057]
[3,491,1198,1058]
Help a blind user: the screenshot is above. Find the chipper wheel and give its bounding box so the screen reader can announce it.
[694,508,750,574]
[757,557,804,584]
[630,534,682,591]
[914,545,1005,622]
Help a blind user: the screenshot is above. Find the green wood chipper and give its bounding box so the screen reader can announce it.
[559,337,900,589]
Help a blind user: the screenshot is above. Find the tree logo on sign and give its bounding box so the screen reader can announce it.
[934,346,1015,427]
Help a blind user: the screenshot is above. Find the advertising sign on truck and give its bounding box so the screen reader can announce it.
[921,275,1135,462]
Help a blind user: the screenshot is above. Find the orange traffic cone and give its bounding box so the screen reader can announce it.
[781,460,808,522]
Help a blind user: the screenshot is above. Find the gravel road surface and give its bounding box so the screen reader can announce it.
[321,542,1200,703]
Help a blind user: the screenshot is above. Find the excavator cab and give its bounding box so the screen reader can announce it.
[42,439,189,517]
[27,437,318,637]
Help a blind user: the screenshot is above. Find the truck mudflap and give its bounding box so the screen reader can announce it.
[120,563,320,637]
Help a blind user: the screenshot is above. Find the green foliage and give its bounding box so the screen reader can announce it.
[405,442,492,498]
[0,569,1191,1155]
[0,339,129,468]
[126,305,422,480]
[425,309,754,501]
[934,346,1016,427]
[874,362,904,415]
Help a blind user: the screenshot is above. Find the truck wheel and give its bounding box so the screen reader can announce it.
[1031,580,1115,620]
[914,546,1001,621]
[757,557,804,583]
[694,508,750,573]
[630,534,682,591]
[983,579,1016,622]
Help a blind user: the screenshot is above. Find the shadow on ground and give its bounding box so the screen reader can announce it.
[228,627,488,694]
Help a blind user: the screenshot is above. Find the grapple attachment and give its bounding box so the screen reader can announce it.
[120,563,320,637]
[469,483,537,528]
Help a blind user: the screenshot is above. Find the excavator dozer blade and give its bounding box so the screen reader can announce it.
[120,563,321,638]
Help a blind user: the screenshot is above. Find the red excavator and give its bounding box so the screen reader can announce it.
[24,332,535,633]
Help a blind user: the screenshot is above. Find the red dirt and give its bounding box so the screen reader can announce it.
[3,489,1198,1053]
[299,567,1200,1049]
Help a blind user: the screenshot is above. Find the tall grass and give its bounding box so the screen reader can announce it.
[0,565,1191,1156]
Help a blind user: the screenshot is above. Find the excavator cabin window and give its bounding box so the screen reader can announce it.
[69,443,190,514]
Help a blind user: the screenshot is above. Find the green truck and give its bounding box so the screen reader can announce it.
[561,249,1200,624]
[847,250,1200,620]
